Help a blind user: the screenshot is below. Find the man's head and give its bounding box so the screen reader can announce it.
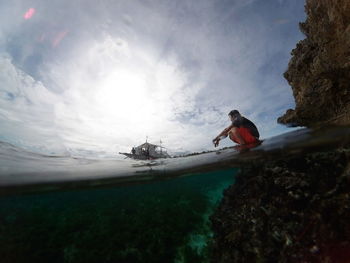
[228,109,241,121]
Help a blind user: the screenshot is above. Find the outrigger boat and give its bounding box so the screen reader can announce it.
[119,141,170,160]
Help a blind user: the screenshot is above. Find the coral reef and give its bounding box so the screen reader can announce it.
[278,0,350,127]
[211,149,350,262]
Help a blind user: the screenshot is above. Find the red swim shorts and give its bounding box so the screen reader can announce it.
[229,127,258,144]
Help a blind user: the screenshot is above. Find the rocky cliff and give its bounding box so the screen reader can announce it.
[278,0,350,127]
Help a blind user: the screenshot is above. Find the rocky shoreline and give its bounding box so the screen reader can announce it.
[210,0,350,262]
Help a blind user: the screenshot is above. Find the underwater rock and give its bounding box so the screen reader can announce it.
[278,0,350,127]
[211,148,350,262]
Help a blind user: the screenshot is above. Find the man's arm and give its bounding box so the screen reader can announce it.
[218,124,233,138]
[212,124,233,147]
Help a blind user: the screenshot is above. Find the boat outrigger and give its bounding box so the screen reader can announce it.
[119,141,170,160]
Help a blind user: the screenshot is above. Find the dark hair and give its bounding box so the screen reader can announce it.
[228,110,240,117]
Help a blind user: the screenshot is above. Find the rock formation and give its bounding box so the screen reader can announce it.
[278,0,350,127]
[211,0,350,262]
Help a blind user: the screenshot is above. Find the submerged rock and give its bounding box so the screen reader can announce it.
[278,0,350,127]
[211,148,350,262]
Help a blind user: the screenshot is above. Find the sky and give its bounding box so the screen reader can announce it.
[0,0,306,157]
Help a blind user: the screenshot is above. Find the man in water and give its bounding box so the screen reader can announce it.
[213,110,260,147]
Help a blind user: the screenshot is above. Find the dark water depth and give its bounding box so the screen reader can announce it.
[0,169,235,263]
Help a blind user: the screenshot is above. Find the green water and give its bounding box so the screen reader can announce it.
[0,169,236,263]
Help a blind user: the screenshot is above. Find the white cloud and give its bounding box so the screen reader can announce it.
[0,54,67,152]
[0,0,306,155]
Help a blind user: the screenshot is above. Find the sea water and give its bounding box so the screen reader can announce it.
[0,126,349,263]
[0,169,234,263]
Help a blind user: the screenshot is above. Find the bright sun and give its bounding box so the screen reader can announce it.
[95,69,153,121]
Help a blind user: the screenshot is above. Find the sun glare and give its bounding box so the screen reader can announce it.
[95,69,153,121]
[91,65,163,135]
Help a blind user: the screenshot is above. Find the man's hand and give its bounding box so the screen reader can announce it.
[212,138,220,147]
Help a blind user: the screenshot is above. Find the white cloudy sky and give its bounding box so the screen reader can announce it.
[0,0,305,156]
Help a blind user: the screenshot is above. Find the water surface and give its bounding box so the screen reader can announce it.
[1,126,349,195]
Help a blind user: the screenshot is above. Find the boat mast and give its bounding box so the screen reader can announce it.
[160,139,162,154]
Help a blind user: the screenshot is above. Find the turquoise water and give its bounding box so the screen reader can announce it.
[0,169,235,263]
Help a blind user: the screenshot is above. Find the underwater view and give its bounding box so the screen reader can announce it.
[1,126,350,262]
[0,168,235,263]
[1,0,350,262]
